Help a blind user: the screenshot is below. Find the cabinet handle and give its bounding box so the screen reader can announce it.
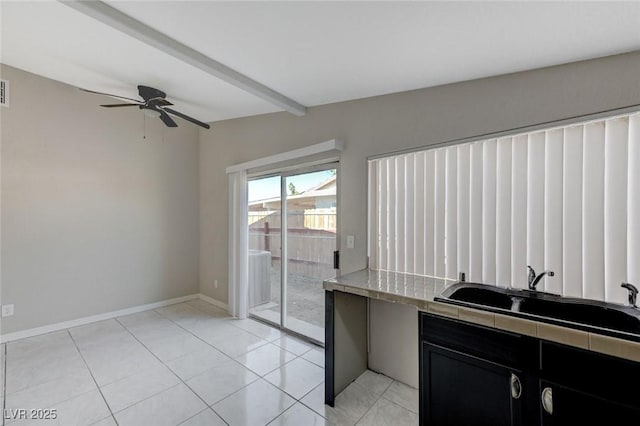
[510,373,522,399]
[541,387,553,415]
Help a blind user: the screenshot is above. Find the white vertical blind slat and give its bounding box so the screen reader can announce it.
[434,149,446,278]
[628,114,640,289]
[562,125,584,297]
[469,142,484,282]
[527,132,545,285]
[482,140,497,284]
[496,137,512,287]
[457,145,470,279]
[395,157,406,272]
[387,158,396,271]
[511,135,528,289]
[414,152,426,275]
[378,159,387,270]
[424,151,436,276]
[544,129,564,294]
[405,156,415,274]
[604,117,629,304]
[445,147,458,280]
[368,161,378,270]
[582,122,606,300]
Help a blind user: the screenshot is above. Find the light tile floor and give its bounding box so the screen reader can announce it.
[1,299,417,425]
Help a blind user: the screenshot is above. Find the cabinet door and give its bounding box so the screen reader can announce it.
[422,342,525,426]
[539,381,640,425]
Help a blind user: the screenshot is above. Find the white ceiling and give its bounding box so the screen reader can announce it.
[2,1,639,123]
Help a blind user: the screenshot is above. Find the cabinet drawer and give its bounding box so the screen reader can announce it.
[421,313,538,370]
[541,341,640,408]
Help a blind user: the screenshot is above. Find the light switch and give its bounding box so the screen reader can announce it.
[347,235,355,249]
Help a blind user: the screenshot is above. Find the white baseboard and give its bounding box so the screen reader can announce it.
[1,294,199,343]
[198,293,229,312]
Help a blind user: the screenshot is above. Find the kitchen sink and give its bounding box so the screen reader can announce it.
[437,282,640,335]
[443,285,515,310]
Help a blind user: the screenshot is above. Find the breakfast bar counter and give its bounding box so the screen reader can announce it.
[323,269,640,406]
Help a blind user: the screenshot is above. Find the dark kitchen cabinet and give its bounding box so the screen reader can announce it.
[419,312,640,426]
[420,313,538,426]
[538,381,640,425]
[422,342,525,426]
[538,341,640,425]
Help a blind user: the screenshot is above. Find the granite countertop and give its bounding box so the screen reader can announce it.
[324,269,640,364]
[323,268,455,310]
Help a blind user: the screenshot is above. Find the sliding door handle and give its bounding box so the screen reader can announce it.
[333,250,339,269]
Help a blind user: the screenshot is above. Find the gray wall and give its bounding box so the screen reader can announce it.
[200,51,640,303]
[1,65,200,333]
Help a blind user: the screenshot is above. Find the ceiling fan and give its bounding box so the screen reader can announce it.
[81,85,210,129]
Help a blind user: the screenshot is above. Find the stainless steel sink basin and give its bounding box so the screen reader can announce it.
[436,282,640,335]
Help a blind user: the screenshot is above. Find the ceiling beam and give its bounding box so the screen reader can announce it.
[60,0,307,116]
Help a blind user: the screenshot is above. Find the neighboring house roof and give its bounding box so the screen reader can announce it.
[249,175,336,211]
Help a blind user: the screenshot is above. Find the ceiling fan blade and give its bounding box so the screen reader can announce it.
[163,107,211,129]
[156,99,173,107]
[80,88,141,103]
[158,110,178,128]
[100,103,141,108]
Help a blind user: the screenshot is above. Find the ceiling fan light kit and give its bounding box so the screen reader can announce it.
[81,84,211,130]
[143,108,161,119]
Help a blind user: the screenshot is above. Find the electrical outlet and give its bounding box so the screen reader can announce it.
[347,235,355,249]
[214,280,218,289]
[2,304,14,317]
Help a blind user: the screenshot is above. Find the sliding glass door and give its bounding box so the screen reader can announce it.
[247,164,338,343]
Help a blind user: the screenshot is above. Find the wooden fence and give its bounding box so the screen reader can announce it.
[248,209,337,278]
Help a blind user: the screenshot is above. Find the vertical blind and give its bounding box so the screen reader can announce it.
[368,112,640,304]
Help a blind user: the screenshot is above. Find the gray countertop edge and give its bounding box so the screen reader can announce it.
[324,269,640,364]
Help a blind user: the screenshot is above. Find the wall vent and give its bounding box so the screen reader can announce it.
[0,79,9,107]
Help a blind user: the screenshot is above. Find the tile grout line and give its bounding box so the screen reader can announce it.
[151,304,306,384]
[4,360,107,425]
[148,307,270,380]
[379,380,419,415]
[295,376,401,426]
[264,403,297,426]
[180,303,326,423]
[380,393,418,415]
[147,308,275,423]
[18,301,317,426]
[155,303,323,423]
[184,300,324,359]
[112,317,217,420]
[5,302,324,426]
[66,330,119,426]
[114,308,283,423]
[352,377,395,425]
[175,407,222,426]
[296,382,331,422]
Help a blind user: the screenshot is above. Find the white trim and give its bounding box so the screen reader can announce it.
[226,139,344,174]
[60,1,306,116]
[198,293,230,312]
[0,294,198,343]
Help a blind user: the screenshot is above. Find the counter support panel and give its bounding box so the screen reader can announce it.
[324,290,367,406]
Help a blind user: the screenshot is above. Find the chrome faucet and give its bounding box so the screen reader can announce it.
[527,266,555,291]
[621,283,638,308]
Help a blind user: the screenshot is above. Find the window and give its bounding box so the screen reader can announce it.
[368,112,640,304]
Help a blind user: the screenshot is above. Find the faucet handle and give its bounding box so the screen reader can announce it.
[621,283,638,307]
